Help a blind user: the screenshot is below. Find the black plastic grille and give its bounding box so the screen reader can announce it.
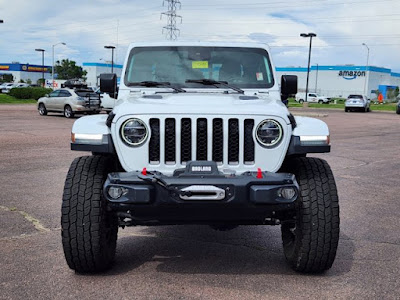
[165,118,176,163]
[196,118,208,160]
[228,119,239,163]
[149,117,255,165]
[181,118,192,163]
[149,119,160,162]
[243,119,255,163]
[212,118,223,162]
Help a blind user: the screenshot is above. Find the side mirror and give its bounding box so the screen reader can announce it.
[100,73,117,98]
[281,75,297,95]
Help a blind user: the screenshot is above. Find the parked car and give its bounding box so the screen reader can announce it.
[345,94,371,112]
[396,99,400,114]
[1,83,16,93]
[61,79,87,89]
[94,87,116,112]
[295,92,330,104]
[37,88,101,118]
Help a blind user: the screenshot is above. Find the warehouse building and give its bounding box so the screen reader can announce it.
[276,65,400,99]
[82,62,123,87]
[0,63,51,83]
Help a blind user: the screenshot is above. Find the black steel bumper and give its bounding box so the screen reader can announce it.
[103,162,299,224]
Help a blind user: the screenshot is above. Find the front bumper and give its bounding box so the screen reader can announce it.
[103,162,299,225]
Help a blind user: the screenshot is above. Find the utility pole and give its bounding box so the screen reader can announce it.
[161,0,182,40]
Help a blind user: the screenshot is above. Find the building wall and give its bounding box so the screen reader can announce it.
[0,63,52,83]
[276,65,400,99]
[83,63,123,87]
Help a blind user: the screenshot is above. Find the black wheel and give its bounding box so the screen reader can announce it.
[396,107,400,114]
[318,100,323,104]
[281,157,340,273]
[61,155,118,273]
[38,103,47,116]
[345,108,348,112]
[64,105,74,118]
[299,99,304,104]
[367,107,371,112]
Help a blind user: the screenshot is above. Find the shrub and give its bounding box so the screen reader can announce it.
[9,87,52,100]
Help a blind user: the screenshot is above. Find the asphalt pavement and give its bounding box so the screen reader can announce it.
[0,104,399,300]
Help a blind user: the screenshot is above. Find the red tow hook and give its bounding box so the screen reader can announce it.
[142,167,147,175]
[257,168,263,179]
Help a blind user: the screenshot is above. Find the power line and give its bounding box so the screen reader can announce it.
[161,0,182,40]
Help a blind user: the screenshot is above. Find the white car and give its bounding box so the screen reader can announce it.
[94,87,117,112]
[1,83,16,93]
[37,88,101,118]
[62,41,339,274]
[295,92,330,104]
[345,94,371,112]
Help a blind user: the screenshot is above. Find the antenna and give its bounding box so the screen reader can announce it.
[161,0,182,40]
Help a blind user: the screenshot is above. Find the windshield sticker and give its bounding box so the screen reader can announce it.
[256,72,264,81]
[192,61,209,69]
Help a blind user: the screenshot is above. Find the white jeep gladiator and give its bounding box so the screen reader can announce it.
[61,42,339,274]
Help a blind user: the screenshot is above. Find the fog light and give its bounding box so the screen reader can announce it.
[108,186,128,199]
[279,187,296,200]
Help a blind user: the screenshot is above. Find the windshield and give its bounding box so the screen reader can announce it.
[124,46,274,89]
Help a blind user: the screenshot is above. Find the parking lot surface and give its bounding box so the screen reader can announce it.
[1,105,399,300]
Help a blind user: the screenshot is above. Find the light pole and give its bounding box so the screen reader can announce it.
[362,43,370,97]
[52,42,66,90]
[104,46,115,73]
[300,33,317,103]
[35,49,45,86]
[104,46,116,73]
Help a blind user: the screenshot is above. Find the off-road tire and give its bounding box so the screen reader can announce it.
[61,155,118,273]
[64,105,74,118]
[318,100,323,104]
[396,107,400,114]
[299,99,304,104]
[281,157,340,273]
[38,103,47,115]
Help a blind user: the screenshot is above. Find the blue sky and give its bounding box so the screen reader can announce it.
[1,0,400,71]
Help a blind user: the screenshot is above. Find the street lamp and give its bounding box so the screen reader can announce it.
[362,43,370,97]
[104,46,116,73]
[300,33,317,103]
[52,42,66,90]
[35,48,45,86]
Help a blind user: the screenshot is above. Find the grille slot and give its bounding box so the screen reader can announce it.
[181,118,192,163]
[212,118,223,163]
[244,119,255,164]
[228,119,239,164]
[165,118,176,163]
[149,119,160,163]
[196,118,208,160]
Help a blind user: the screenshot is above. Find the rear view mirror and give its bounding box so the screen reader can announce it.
[100,73,117,98]
[281,75,297,95]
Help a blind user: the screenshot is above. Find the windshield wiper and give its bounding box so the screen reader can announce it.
[127,81,186,93]
[185,79,244,94]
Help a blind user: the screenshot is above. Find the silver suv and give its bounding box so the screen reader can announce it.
[345,94,371,112]
[37,88,101,118]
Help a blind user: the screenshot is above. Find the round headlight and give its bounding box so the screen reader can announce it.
[120,118,148,146]
[256,119,283,147]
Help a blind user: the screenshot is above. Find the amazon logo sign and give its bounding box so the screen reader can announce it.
[338,70,366,80]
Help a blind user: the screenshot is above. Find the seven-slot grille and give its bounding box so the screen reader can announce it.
[148,117,255,165]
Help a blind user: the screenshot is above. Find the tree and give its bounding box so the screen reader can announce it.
[54,59,87,80]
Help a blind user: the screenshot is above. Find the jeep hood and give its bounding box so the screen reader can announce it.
[113,93,290,120]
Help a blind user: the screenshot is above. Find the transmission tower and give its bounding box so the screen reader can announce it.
[161,0,182,40]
